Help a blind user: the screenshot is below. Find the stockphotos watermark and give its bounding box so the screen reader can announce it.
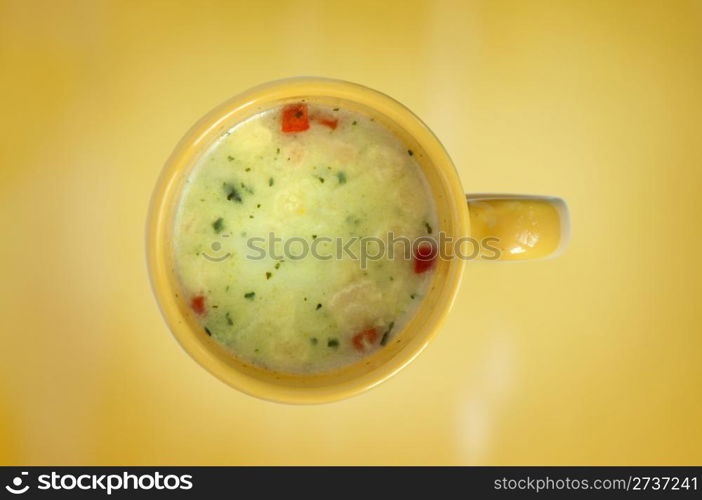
[3,470,193,495]
[201,231,502,267]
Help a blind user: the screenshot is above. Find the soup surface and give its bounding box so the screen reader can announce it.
[172,101,437,374]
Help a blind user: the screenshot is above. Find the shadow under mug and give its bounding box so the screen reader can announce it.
[146,77,570,404]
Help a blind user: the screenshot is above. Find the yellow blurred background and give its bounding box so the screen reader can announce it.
[1,0,701,465]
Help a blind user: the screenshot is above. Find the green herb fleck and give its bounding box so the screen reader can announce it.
[380,322,395,346]
[227,155,234,161]
[244,292,255,301]
[316,303,322,310]
[408,149,414,156]
[410,294,416,299]
[317,176,325,183]
[225,185,242,203]
[269,177,274,186]
[424,221,433,234]
[266,272,272,280]
[225,312,233,326]
[274,262,281,270]
[245,167,251,172]
[345,214,361,225]
[352,120,357,126]
[310,337,318,345]
[312,234,317,239]
[204,327,212,336]
[276,147,280,155]
[327,338,339,348]
[333,107,339,111]
[336,171,347,184]
[212,217,224,233]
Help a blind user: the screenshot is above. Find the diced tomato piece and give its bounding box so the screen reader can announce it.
[282,103,309,133]
[413,241,437,274]
[317,117,338,130]
[190,295,206,315]
[352,328,378,352]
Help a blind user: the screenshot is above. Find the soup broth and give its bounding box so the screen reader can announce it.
[172,101,438,374]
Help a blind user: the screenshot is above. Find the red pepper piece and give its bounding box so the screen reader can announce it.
[352,328,379,352]
[190,295,206,316]
[413,241,437,274]
[281,103,309,133]
[317,117,338,130]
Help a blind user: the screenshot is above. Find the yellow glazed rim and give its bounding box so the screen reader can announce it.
[146,77,469,404]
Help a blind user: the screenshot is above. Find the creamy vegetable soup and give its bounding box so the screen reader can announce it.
[172,101,438,374]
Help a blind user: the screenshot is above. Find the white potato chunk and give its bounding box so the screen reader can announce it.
[328,278,383,332]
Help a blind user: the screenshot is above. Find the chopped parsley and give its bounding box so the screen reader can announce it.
[380,322,395,346]
[327,338,339,348]
[316,303,322,310]
[407,149,414,156]
[225,184,242,203]
[212,217,224,233]
[266,272,272,280]
[345,215,361,225]
[244,292,255,300]
[336,171,347,184]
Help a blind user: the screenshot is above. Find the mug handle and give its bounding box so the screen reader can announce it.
[466,194,570,261]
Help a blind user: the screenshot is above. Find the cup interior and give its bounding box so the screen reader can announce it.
[146,78,469,403]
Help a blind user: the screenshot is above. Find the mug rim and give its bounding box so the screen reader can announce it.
[145,77,469,404]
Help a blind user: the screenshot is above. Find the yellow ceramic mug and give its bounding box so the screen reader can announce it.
[146,78,569,404]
